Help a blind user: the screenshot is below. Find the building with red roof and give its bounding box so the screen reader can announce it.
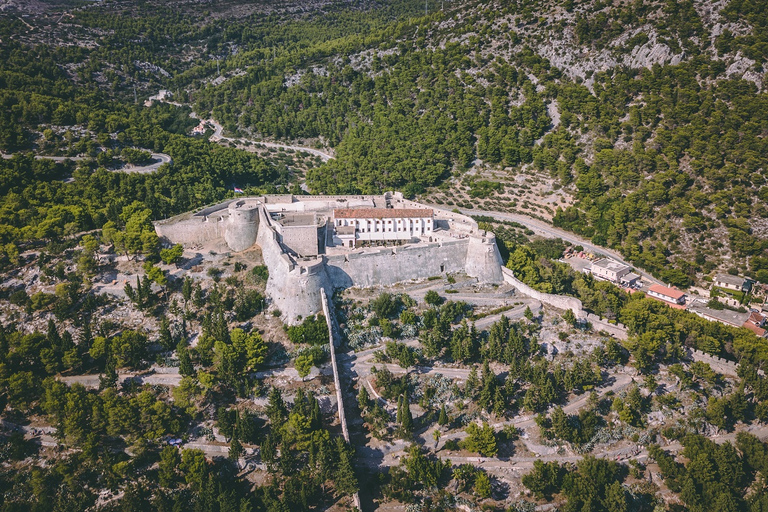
[647,284,687,305]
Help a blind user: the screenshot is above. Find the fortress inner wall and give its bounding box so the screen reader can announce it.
[325,239,470,289]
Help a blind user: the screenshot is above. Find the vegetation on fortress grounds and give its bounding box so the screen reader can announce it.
[2,0,768,510]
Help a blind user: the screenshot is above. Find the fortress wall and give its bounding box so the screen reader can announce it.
[688,348,765,377]
[585,313,629,340]
[155,217,226,246]
[256,206,331,324]
[256,206,290,272]
[501,267,583,317]
[194,200,237,217]
[263,195,294,204]
[326,240,470,288]
[501,267,630,339]
[465,234,504,283]
[265,198,375,213]
[225,202,259,252]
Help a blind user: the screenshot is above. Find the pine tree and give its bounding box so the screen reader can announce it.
[478,361,496,412]
[266,387,288,427]
[261,433,277,472]
[333,438,358,496]
[134,276,143,307]
[466,365,479,397]
[100,353,118,390]
[47,319,62,351]
[438,404,449,426]
[159,317,174,351]
[178,342,195,377]
[357,385,371,412]
[493,387,506,417]
[229,435,244,461]
[397,393,413,438]
[182,276,193,305]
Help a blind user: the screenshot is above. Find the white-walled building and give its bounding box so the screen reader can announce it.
[647,284,687,305]
[332,208,433,247]
[591,258,631,283]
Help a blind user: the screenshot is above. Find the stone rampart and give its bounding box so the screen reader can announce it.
[257,205,332,323]
[154,215,227,246]
[686,348,766,378]
[194,200,237,217]
[319,289,360,509]
[465,233,504,283]
[585,313,628,340]
[689,348,738,377]
[501,267,583,317]
[325,239,471,289]
[224,201,259,252]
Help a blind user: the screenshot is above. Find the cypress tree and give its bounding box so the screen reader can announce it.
[438,404,449,426]
[178,342,195,377]
[333,437,359,496]
[398,392,413,438]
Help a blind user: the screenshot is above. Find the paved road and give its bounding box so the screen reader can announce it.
[205,117,334,161]
[182,107,335,162]
[439,206,662,286]
[123,152,172,173]
[1,151,172,174]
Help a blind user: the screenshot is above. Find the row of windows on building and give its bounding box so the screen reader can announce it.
[334,218,432,233]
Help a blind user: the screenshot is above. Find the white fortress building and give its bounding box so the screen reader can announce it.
[155,192,504,323]
[332,208,433,247]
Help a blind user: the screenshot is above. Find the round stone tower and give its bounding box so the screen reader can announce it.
[465,232,504,283]
[225,201,259,252]
[269,258,333,324]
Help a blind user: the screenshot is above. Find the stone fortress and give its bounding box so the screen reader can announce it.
[155,192,504,323]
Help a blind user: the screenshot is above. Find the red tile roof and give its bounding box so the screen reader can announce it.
[333,208,432,219]
[743,322,767,337]
[748,311,765,326]
[648,284,686,300]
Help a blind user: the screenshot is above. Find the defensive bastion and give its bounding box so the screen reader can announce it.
[155,192,504,324]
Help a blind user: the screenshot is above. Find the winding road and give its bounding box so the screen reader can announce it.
[1,151,172,175]
[443,206,662,286]
[204,117,334,162]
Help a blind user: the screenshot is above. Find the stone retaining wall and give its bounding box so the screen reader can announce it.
[501,267,583,316]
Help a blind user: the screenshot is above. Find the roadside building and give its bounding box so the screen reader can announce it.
[620,273,641,288]
[744,311,767,337]
[713,273,749,293]
[647,284,687,305]
[332,208,433,247]
[591,258,631,283]
[688,303,750,328]
[688,305,768,337]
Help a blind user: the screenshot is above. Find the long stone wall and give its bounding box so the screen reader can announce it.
[155,215,227,246]
[325,239,470,289]
[585,313,629,340]
[320,289,361,510]
[501,267,583,316]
